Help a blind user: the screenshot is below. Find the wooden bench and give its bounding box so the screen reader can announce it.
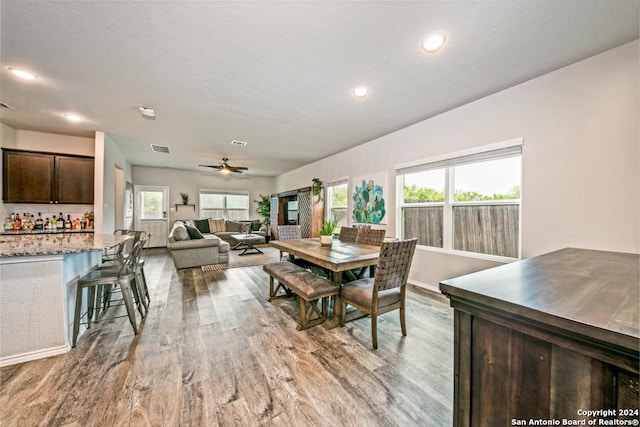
[263,261,340,330]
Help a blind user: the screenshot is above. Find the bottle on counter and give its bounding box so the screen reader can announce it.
[64,215,72,229]
[44,217,50,230]
[4,216,13,231]
[58,213,65,230]
[35,213,43,230]
[13,214,22,231]
[51,215,57,230]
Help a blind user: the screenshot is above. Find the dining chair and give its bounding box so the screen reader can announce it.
[351,228,386,279]
[338,226,358,243]
[356,228,386,246]
[276,225,302,259]
[340,237,417,349]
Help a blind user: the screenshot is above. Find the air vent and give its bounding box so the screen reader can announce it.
[0,102,15,110]
[150,144,170,154]
[231,140,248,146]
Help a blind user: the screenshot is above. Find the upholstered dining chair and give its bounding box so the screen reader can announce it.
[340,237,417,349]
[276,225,302,259]
[338,226,359,243]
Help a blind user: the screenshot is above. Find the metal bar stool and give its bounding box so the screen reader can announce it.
[72,239,144,347]
[100,234,151,314]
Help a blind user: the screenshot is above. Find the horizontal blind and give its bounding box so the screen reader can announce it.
[396,142,522,175]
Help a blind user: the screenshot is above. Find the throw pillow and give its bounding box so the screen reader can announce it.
[194,219,210,234]
[250,220,261,232]
[185,225,204,239]
[208,218,225,233]
[171,222,190,241]
[226,220,243,232]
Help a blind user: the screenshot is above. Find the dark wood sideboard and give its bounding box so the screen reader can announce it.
[440,248,639,426]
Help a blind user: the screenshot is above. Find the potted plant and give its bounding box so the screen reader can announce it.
[180,192,189,205]
[320,217,338,246]
[312,177,323,201]
[254,194,271,241]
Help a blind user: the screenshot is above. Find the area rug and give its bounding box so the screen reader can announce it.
[201,245,280,271]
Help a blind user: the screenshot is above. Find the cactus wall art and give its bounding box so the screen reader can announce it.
[352,174,386,224]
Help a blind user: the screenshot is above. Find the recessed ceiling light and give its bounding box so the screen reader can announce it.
[422,33,446,53]
[64,113,82,122]
[352,86,369,99]
[139,107,156,119]
[8,67,38,80]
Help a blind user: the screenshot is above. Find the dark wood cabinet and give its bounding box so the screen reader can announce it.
[440,248,639,426]
[2,149,94,204]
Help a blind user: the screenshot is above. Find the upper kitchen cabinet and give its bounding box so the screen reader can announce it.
[2,149,95,204]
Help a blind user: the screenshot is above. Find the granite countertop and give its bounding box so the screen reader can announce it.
[0,233,131,258]
[1,229,94,235]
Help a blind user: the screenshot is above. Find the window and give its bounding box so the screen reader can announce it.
[326,180,348,230]
[397,140,522,259]
[199,190,249,221]
[140,190,165,220]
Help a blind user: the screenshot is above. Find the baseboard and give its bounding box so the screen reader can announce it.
[0,345,69,367]
[407,279,450,304]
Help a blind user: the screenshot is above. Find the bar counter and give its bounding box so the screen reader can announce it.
[0,232,122,258]
[0,233,130,366]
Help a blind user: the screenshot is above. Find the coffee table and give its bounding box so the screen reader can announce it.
[230,233,264,255]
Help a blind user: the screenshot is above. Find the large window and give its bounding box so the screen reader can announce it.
[199,190,249,221]
[326,180,348,230]
[397,141,522,259]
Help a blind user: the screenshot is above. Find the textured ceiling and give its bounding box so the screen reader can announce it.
[1,1,638,177]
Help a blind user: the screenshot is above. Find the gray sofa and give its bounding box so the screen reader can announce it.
[167,221,230,269]
[195,219,267,243]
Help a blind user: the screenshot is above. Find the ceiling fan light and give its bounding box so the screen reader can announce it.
[220,168,231,175]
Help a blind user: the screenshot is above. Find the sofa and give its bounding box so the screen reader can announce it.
[167,221,231,269]
[198,218,267,243]
[167,219,267,269]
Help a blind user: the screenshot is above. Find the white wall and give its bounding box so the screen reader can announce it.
[133,166,276,225]
[276,40,640,290]
[94,132,131,234]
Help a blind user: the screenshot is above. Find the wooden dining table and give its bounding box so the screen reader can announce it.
[269,237,381,327]
[269,238,380,283]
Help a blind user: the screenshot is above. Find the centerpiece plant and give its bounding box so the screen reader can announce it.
[319,217,338,246]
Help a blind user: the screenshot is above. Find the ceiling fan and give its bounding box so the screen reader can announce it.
[199,158,248,174]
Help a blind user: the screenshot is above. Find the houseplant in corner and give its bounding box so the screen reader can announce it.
[319,217,338,246]
[254,194,271,241]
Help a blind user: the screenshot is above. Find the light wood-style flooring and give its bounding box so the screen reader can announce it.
[0,249,454,426]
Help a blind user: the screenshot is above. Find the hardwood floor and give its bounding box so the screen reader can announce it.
[0,249,454,426]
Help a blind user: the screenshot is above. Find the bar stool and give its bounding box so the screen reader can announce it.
[102,229,146,263]
[72,239,144,347]
[100,234,151,314]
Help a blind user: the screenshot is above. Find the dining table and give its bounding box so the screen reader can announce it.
[269,237,381,327]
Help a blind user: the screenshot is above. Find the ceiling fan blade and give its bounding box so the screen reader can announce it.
[229,166,248,171]
[199,164,222,169]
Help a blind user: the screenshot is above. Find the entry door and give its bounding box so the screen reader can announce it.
[134,185,169,247]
